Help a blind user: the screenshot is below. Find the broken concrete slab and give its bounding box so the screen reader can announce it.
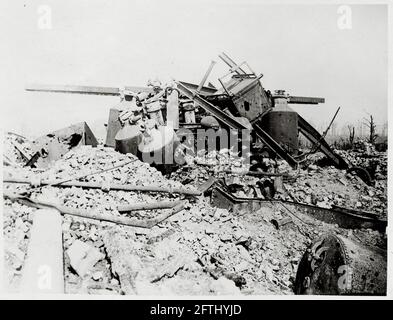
[66,240,104,278]
[209,276,241,295]
[20,208,64,294]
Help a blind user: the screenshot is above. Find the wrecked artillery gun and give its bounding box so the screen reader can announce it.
[26,52,352,173]
[23,53,386,295]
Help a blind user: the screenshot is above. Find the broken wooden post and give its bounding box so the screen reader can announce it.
[20,208,64,294]
[166,88,179,129]
[117,199,182,212]
[273,176,284,193]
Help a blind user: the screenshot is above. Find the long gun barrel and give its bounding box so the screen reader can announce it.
[288,96,325,104]
[25,84,153,96]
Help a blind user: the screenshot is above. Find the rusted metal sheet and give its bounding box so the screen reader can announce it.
[295,234,386,295]
[32,122,98,168]
[177,81,217,96]
[261,106,299,155]
[253,123,299,168]
[282,201,386,232]
[114,124,143,155]
[105,107,123,147]
[231,79,271,120]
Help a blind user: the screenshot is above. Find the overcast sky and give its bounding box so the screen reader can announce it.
[0,0,388,140]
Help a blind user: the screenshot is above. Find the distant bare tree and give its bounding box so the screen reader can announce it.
[363,114,378,144]
[382,121,388,138]
[347,125,355,147]
[331,122,337,137]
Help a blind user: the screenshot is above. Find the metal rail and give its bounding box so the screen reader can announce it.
[211,187,387,232]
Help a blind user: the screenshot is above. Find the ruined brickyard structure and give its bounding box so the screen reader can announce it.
[3,54,388,295]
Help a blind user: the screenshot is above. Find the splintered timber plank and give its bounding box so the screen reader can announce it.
[166,89,179,129]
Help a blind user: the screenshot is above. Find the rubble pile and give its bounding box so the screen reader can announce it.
[281,165,387,216]
[335,148,388,180]
[171,150,286,199]
[3,142,387,295]
[3,202,34,292]
[171,148,250,182]
[3,132,34,167]
[6,53,387,295]
[171,149,387,217]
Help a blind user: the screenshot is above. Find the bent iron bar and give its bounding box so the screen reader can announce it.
[3,190,186,229]
[3,177,201,196]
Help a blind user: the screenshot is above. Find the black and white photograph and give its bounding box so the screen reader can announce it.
[1,0,390,300]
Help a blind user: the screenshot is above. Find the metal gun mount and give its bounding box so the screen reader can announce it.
[25,52,349,172]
